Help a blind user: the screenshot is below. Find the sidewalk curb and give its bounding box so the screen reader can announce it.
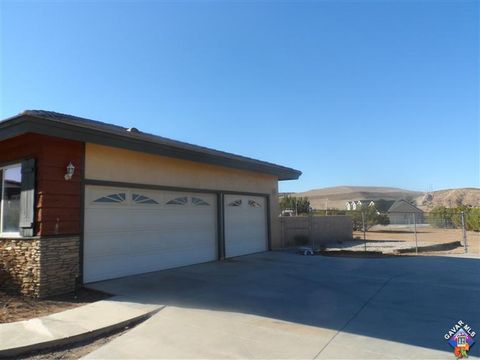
[0,306,164,359]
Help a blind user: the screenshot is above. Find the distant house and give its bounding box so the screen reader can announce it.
[387,200,424,224]
[345,199,395,213]
[345,200,375,211]
[373,199,397,213]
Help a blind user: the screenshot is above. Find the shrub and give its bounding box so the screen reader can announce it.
[429,206,480,231]
[280,196,311,215]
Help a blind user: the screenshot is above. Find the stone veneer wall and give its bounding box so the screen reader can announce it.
[0,236,80,298]
[0,238,41,296]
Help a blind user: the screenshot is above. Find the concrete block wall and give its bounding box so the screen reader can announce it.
[280,215,353,248]
[0,236,80,297]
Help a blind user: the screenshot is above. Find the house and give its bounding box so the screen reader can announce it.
[0,110,301,297]
[387,200,424,224]
[345,200,375,211]
[345,199,396,214]
[372,199,396,213]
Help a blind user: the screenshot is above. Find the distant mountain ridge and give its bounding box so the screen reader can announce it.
[286,186,480,210]
[418,188,480,209]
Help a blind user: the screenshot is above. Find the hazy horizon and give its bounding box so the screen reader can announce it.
[281,185,480,194]
[1,1,478,192]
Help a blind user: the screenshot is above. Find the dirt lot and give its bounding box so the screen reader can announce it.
[354,227,480,254]
[0,288,110,323]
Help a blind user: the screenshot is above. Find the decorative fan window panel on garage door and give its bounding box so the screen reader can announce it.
[93,193,126,203]
[166,196,188,205]
[248,200,262,208]
[192,197,210,206]
[228,199,242,207]
[132,194,158,204]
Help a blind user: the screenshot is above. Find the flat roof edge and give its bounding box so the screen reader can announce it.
[0,113,302,180]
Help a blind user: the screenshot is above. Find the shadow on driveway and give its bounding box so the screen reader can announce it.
[87,252,480,357]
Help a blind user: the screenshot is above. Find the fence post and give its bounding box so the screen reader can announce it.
[413,212,418,255]
[281,217,285,249]
[362,211,366,251]
[309,213,314,250]
[461,211,468,253]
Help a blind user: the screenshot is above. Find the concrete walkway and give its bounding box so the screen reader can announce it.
[0,296,162,358]
[84,252,480,359]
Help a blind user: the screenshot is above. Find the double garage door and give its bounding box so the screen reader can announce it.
[84,186,268,282]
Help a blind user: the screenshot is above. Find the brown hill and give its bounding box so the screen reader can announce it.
[285,186,480,210]
[289,186,422,210]
[417,188,480,210]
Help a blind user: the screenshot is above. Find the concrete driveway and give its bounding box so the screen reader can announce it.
[85,252,480,359]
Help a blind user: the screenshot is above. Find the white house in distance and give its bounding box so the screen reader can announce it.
[345,200,375,211]
[345,199,424,225]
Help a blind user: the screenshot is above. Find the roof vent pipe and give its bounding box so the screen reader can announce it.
[126,127,140,133]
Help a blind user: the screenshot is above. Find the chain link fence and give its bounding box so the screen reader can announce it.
[313,209,479,255]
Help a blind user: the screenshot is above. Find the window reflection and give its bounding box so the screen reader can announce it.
[2,165,22,233]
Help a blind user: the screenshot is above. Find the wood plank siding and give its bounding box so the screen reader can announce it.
[0,134,83,236]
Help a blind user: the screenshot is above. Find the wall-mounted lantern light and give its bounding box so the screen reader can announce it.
[64,162,75,181]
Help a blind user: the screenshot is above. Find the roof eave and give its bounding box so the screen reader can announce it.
[0,114,302,180]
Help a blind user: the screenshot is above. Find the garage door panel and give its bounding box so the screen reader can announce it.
[128,250,210,272]
[87,245,218,282]
[130,237,215,255]
[86,187,128,203]
[121,231,171,252]
[84,186,217,283]
[133,231,216,251]
[84,232,132,258]
[84,255,131,282]
[130,212,189,229]
[83,238,122,259]
[129,209,215,227]
[225,242,264,258]
[85,209,132,231]
[130,219,216,235]
[224,195,267,258]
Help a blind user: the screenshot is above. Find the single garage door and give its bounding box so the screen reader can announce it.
[224,194,268,258]
[84,186,217,282]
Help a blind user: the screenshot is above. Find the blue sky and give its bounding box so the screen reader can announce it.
[1,1,478,193]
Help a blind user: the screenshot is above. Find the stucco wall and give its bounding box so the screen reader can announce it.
[85,143,282,248]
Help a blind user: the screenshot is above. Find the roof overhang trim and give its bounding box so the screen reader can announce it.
[0,114,302,181]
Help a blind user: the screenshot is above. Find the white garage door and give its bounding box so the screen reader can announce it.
[84,186,217,283]
[224,194,268,258]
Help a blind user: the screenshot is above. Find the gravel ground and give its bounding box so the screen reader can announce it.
[353,228,479,254]
[324,239,461,254]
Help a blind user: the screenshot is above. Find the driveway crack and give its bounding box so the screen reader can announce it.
[313,274,400,359]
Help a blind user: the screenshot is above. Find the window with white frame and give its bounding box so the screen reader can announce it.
[0,164,22,235]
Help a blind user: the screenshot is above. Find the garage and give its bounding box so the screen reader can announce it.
[0,110,301,297]
[224,194,268,258]
[84,186,217,282]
